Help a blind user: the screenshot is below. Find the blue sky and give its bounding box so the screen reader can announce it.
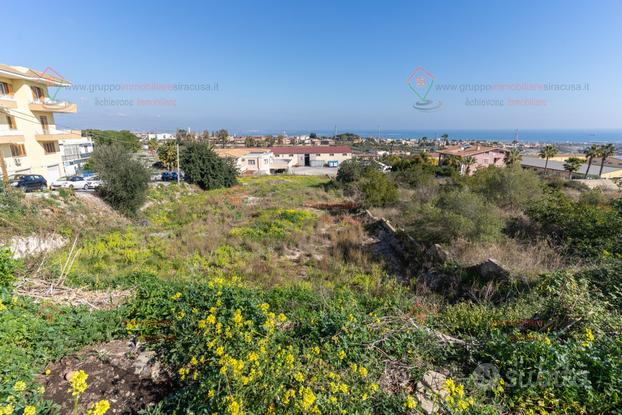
[2,0,621,133]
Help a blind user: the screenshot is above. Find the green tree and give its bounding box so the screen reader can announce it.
[504,148,523,167]
[216,129,229,148]
[563,157,584,179]
[461,156,476,175]
[180,142,238,190]
[583,144,600,178]
[158,141,178,170]
[175,129,192,143]
[147,138,159,152]
[597,143,616,178]
[83,129,140,151]
[538,144,558,175]
[359,169,398,207]
[90,144,150,216]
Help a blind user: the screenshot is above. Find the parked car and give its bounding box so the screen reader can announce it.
[51,175,88,190]
[85,175,102,190]
[8,174,47,192]
[161,171,179,181]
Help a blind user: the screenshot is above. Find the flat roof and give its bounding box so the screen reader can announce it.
[521,156,622,175]
[271,146,351,155]
[0,64,71,86]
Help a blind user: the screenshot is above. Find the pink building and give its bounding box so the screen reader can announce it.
[437,145,507,175]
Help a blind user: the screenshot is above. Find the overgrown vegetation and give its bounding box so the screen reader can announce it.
[91,144,151,216]
[2,165,622,415]
[180,142,238,190]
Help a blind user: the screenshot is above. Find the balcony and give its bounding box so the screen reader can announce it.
[36,129,82,141]
[0,129,25,144]
[29,98,77,113]
[0,95,17,109]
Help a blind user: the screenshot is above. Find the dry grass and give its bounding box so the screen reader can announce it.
[449,237,570,278]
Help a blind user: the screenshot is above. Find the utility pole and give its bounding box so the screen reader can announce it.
[0,156,9,190]
[176,142,180,184]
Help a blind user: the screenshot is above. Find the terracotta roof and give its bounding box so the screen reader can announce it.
[438,145,506,157]
[0,64,71,86]
[271,146,351,155]
[214,147,270,158]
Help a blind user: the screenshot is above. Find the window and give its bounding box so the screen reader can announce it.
[6,115,16,129]
[316,153,321,156]
[31,86,45,101]
[10,144,26,157]
[329,153,334,156]
[39,115,49,133]
[289,154,294,157]
[343,153,348,156]
[0,82,12,96]
[42,141,58,154]
[248,159,256,165]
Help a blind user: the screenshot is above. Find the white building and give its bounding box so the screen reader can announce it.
[271,146,352,167]
[60,136,94,175]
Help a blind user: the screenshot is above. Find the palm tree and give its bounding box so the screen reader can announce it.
[462,156,476,175]
[563,157,584,179]
[504,149,522,167]
[597,143,616,178]
[538,144,558,175]
[583,144,600,178]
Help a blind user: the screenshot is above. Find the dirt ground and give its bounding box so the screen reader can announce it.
[39,340,171,415]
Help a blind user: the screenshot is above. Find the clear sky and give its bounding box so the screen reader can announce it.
[2,0,621,133]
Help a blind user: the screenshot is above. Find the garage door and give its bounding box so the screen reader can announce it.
[46,164,61,183]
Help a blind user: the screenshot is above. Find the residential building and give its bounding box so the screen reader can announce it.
[437,144,507,175]
[0,64,80,182]
[271,146,352,167]
[214,147,294,175]
[60,136,94,175]
[521,156,622,179]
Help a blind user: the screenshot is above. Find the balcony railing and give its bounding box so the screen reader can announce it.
[0,95,17,109]
[29,98,77,113]
[0,129,25,144]
[35,129,82,141]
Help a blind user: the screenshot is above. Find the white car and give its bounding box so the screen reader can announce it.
[85,175,102,190]
[51,175,88,190]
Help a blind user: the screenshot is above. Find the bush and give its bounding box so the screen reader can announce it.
[0,248,17,288]
[91,144,150,216]
[181,142,238,190]
[526,191,622,257]
[410,188,503,243]
[359,170,398,207]
[335,160,371,184]
[469,166,544,209]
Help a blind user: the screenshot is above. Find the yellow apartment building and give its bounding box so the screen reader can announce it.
[0,64,80,183]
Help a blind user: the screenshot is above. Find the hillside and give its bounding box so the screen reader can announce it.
[1,173,621,415]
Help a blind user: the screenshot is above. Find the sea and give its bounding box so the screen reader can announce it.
[241,129,622,145]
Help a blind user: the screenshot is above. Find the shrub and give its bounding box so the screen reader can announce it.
[359,170,398,207]
[335,160,370,184]
[526,191,622,257]
[410,188,503,243]
[91,144,150,216]
[181,142,238,190]
[0,248,17,288]
[469,166,544,209]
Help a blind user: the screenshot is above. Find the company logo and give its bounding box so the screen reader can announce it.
[35,66,73,111]
[406,66,442,111]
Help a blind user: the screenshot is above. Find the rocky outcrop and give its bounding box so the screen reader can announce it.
[8,234,68,259]
[468,258,510,283]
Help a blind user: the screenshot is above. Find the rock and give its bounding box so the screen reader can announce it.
[469,258,510,282]
[426,243,450,265]
[415,370,448,414]
[8,234,68,259]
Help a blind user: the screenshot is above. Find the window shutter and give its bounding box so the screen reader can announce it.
[7,83,13,95]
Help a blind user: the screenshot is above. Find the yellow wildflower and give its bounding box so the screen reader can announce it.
[171,292,182,300]
[247,352,258,363]
[226,396,243,415]
[277,313,287,322]
[23,406,36,415]
[337,350,346,360]
[300,387,316,411]
[0,300,6,311]
[233,309,243,325]
[582,328,595,347]
[87,400,110,415]
[311,346,320,355]
[13,381,27,393]
[0,404,14,415]
[68,370,89,396]
[206,314,217,324]
[358,366,368,378]
[44,368,51,376]
[405,395,417,410]
[293,371,305,382]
